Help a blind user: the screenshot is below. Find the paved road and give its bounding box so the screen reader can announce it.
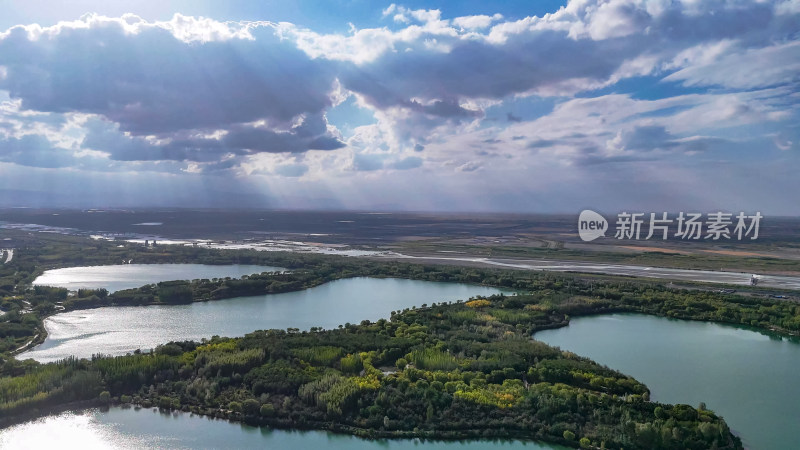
[390,254,800,291]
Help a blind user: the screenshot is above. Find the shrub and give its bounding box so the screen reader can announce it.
[260,403,275,417]
[465,299,491,308]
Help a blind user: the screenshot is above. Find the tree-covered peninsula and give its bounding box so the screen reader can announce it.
[7,232,800,448]
[2,290,741,449]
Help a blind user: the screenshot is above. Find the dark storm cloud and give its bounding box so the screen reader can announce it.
[338,31,626,109]
[0,17,336,136]
[82,114,344,162]
[221,115,344,154]
[618,126,680,151]
[613,125,725,153]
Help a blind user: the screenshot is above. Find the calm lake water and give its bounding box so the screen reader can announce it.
[33,264,285,293]
[535,314,800,450]
[20,277,506,362]
[0,407,562,449]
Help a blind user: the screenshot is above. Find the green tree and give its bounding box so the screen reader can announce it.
[260,403,275,417]
[158,396,173,409]
[242,398,260,416]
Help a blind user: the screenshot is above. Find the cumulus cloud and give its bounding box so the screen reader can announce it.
[0,14,345,172]
[603,125,726,159]
[452,14,503,30]
[0,1,797,212]
[278,0,799,155]
[292,0,797,100]
[0,15,337,135]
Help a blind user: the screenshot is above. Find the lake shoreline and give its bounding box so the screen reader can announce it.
[16,274,511,363]
[0,404,568,449]
[5,268,756,448]
[535,312,800,449]
[19,269,800,362]
[0,399,103,430]
[120,402,569,444]
[15,264,292,358]
[8,249,799,448]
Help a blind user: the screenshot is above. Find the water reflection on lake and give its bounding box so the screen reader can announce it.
[21,277,507,362]
[33,264,285,293]
[0,406,563,449]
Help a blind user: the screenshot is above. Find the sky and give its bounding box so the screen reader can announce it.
[0,0,798,213]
